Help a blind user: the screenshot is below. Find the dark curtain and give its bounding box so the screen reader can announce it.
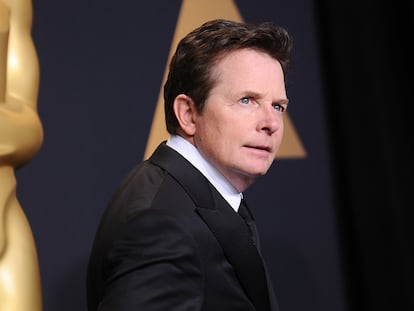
[314,1,414,310]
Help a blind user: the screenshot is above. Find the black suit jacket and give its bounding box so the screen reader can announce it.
[87,142,279,311]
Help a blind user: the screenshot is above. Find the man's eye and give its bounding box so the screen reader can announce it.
[240,98,250,104]
[273,104,285,112]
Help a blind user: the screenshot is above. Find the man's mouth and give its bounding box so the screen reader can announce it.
[244,145,271,152]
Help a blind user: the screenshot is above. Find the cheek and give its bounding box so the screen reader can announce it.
[197,123,232,160]
[200,116,226,141]
[196,109,240,151]
[195,122,220,153]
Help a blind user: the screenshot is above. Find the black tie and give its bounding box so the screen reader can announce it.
[238,199,259,248]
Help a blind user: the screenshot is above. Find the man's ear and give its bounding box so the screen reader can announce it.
[173,94,197,136]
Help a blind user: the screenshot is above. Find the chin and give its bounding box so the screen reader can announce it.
[244,169,268,180]
[251,163,273,176]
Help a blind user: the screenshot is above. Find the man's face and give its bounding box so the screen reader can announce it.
[193,49,288,192]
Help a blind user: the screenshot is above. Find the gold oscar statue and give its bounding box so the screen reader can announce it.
[0,0,43,310]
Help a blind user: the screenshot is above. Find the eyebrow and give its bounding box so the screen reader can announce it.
[277,98,289,106]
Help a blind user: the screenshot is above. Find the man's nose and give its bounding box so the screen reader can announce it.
[257,105,281,135]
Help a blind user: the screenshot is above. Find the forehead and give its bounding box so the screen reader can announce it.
[211,49,286,94]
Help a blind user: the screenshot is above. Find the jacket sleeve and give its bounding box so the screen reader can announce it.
[97,210,204,311]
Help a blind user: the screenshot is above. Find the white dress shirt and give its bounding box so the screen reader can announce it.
[167,135,242,211]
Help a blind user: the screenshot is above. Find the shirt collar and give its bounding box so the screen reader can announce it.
[166,135,242,211]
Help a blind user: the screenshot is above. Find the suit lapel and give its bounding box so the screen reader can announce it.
[196,192,271,311]
[149,143,271,311]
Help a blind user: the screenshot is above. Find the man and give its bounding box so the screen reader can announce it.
[87,19,292,311]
